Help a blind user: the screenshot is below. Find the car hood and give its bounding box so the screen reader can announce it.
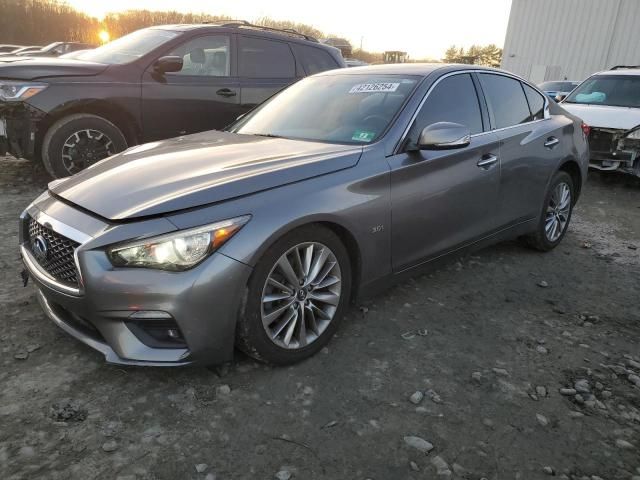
[50,130,363,220]
[561,103,640,130]
[0,57,107,80]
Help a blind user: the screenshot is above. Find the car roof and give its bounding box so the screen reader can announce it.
[148,23,328,47]
[594,69,640,76]
[316,63,512,77]
[541,80,580,83]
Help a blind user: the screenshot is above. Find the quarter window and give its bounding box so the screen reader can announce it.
[522,83,546,121]
[478,73,531,129]
[167,35,230,77]
[408,73,484,141]
[239,36,296,78]
[291,44,339,75]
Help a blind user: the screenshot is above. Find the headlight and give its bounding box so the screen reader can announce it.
[0,81,48,101]
[108,215,250,271]
[625,128,640,140]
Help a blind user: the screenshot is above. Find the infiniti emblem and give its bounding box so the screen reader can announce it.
[32,235,49,262]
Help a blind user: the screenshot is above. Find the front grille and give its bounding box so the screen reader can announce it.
[27,217,80,287]
[589,130,615,153]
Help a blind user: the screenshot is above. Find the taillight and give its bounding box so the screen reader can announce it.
[581,122,591,137]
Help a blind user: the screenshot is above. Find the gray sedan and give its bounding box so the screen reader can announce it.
[19,64,589,366]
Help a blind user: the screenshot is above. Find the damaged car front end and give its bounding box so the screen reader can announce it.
[589,125,640,176]
[561,69,640,177]
[0,80,48,159]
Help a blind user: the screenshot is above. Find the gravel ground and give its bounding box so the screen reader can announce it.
[1,155,639,480]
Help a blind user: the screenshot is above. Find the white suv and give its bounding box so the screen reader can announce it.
[561,67,640,177]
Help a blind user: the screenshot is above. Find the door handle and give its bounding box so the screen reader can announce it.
[544,137,560,149]
[216,88,237,98]
[477,154,498,169]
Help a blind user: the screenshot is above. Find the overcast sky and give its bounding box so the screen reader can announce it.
[67,0,513,59]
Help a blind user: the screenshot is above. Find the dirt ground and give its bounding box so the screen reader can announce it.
[1,155,639,480]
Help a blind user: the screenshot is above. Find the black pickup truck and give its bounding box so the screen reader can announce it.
[0,22,344,177]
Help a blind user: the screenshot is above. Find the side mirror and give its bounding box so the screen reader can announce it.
[417,122,471,150]
[555,94,567,102]
[153,56,183,74]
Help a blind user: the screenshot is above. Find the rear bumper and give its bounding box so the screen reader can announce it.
[0,102,43,160]
[20,200,253,366]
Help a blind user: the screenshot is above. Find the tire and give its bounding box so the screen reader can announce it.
[522,171,574,252]
[236,225,352,365]
[41,114,128,178]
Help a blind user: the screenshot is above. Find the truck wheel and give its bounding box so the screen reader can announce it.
[41,114,127,178]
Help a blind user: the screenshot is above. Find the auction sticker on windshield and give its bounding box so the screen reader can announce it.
[352,130,376,142]
[349,83,400,94]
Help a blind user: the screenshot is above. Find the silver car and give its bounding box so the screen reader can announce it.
[20,64,589,366]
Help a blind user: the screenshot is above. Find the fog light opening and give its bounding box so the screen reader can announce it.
[125,316,187,349]
[167,328,182,339]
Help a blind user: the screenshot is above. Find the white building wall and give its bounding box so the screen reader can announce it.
[501,0,640,82]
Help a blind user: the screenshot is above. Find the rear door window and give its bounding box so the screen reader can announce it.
[478,73,531,129]
[238,36,296,78]
[522,83,546,121]
[291,44,340,75]
[408,73,484,140]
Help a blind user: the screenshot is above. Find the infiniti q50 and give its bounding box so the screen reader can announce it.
[20,64,589,366]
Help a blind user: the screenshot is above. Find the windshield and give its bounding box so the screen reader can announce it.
[75,29,178,65]
[231,74,420,144]
[564,75,640,107]
[540,81,577,91]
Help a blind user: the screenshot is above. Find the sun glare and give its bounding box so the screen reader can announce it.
[98,30,110,43]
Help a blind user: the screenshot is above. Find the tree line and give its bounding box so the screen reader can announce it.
[0,0,100,45]
[0,0,503,66]
[443,44,503,67]
[0,0,337,48]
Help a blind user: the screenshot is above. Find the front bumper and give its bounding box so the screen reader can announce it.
[0,101,44,160]
[20,198,253,366]
[588,128,640,176]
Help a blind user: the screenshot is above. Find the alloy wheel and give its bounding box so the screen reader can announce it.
[545,181,571,242]
[261,242,342,349]
[61,129,115,174]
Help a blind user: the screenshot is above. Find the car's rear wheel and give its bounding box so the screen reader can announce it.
[523,170,574,251]
[41,114,128,178]
[236,225,351,364]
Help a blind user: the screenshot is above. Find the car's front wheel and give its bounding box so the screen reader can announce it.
[41,114,128,178]
[523,170,575,251]
[236,225,351,364]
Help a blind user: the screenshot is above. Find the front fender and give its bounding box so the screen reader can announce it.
[166,150,393,293]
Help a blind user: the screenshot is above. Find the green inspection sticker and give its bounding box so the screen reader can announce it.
[352,130,376,142]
